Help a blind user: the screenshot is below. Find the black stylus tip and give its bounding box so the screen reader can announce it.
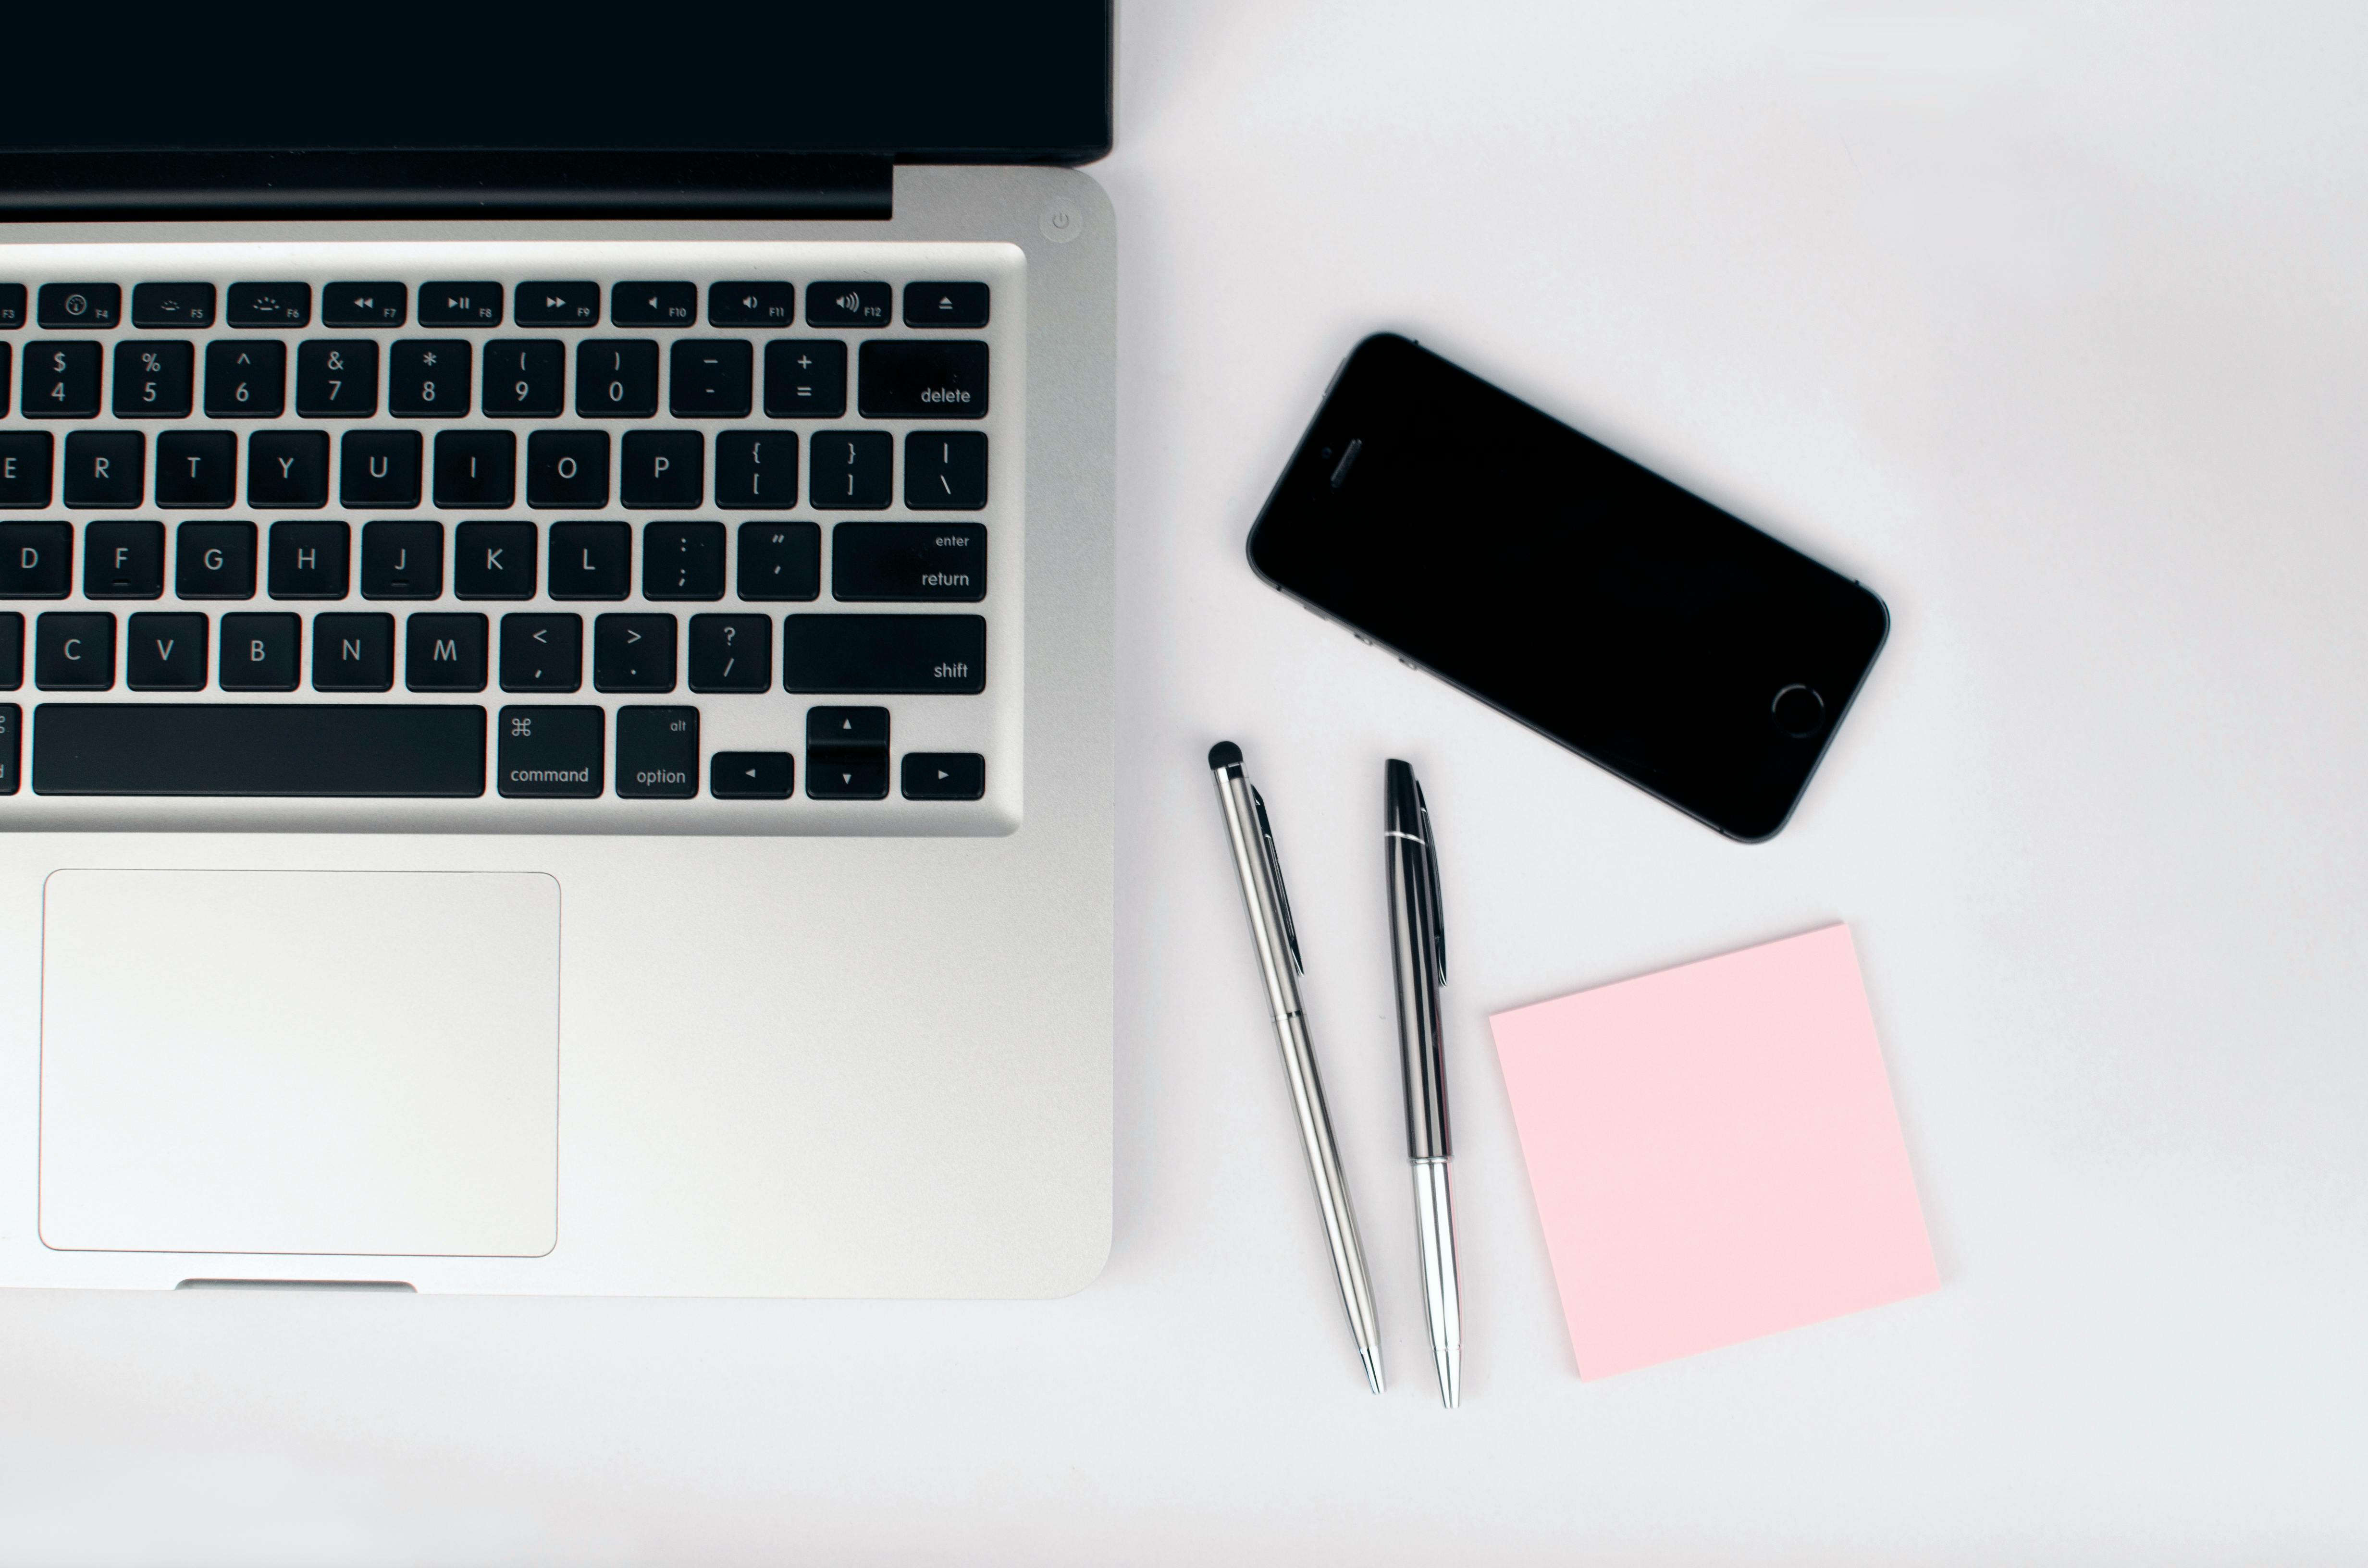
[1208,740,1243,770]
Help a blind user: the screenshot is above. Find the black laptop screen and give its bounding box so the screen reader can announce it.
[0,2,1112,164]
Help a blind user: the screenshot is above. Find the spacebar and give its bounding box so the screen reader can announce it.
[33,705,487,797]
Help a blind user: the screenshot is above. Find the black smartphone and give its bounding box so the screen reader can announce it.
[1246,333,1888,841]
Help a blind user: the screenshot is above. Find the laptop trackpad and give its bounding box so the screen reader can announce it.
[38,870,559,1258]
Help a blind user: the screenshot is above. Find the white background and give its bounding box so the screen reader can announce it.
[6,2,2368,1560]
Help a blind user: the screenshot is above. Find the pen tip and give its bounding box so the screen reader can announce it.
[1437,1347,1460,1409]
[1361,1348,1385,1396]
[1208,740,1243,770]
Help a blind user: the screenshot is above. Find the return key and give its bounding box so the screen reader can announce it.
[832,522,986,603]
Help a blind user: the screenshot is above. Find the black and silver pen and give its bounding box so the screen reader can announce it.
[1386,759,1461,1407]
[1209,741,1386,1395]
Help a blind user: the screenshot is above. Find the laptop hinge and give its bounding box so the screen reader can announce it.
[0,150,894,221]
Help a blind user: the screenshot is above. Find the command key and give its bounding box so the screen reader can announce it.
[497,705,604,798]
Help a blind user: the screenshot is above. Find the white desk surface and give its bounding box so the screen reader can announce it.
[6,3,2366,1560]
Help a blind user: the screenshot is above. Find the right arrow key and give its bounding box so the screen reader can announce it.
[900,752,985,802]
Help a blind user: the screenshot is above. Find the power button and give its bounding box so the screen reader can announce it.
[1040,200,1083,244]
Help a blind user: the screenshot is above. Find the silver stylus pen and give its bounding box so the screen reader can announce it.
[1386,759,1461,1408]
[1209,741,1386,1395]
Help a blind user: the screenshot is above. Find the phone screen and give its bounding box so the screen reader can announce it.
[1246,334,1888,840]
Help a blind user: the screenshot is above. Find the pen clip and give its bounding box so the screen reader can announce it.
[1415,781,1445,985]
[1250,785,1305,975]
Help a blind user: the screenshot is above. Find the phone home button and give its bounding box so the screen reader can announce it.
[1770,683,1825,738]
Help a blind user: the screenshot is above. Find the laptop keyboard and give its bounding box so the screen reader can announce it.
[0,241,1024,833]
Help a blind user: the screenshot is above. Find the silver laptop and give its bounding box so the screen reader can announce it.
[0,9,1115,1294]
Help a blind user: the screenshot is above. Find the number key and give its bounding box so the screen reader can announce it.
[296,339,381,418]
[111,340,194,418]
[23,342,100,418]
[483,339,564,416]
[575,339,658,417]
[204,340,286,417]
[390,340,471,416]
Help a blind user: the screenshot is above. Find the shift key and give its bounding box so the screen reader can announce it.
[783,614,985,694]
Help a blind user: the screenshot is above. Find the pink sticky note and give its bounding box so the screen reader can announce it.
[1489,924,1937,1378]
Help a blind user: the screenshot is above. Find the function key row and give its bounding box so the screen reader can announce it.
[0,609,984,697]
[0,282,987,332]
[0,429,984,511]
[0,698,983,803]
[2,337,984,422]
[0,519,984,604]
